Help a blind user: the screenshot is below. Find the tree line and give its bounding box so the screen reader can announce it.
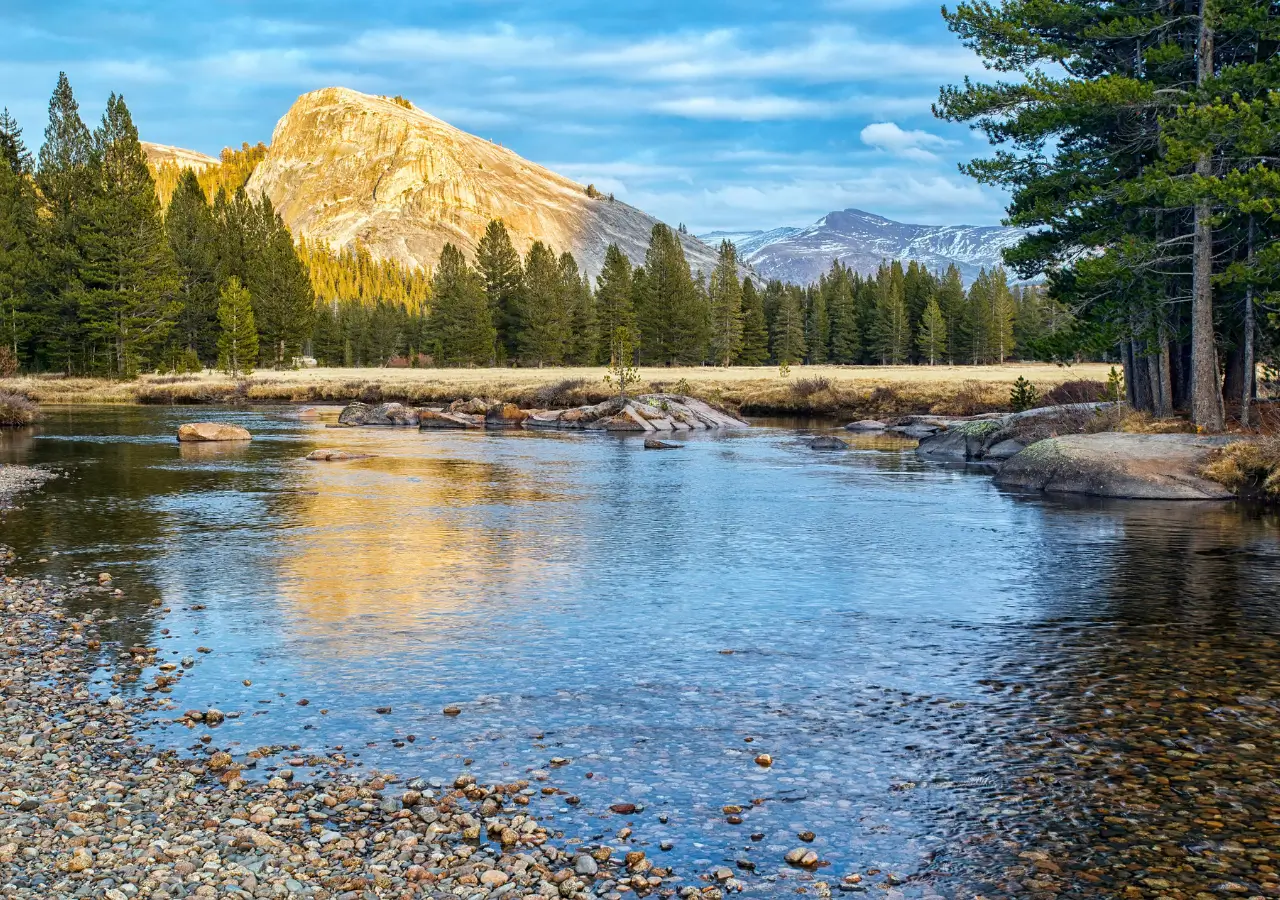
[937,0,1280,429]
[0,72,1075,378]
[428,220,1072,369]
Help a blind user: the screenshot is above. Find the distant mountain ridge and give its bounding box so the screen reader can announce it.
[701,208,1031,285]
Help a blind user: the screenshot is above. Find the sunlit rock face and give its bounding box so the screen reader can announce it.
[141,142,219,172]
[245,87,721,279]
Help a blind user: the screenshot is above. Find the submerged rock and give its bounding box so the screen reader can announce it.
[995,432,1235,500]
[644,438,682,450]
[809,436,849,451]
[176,422,251,442]
[844,419,887,432]
[305,449,377,461]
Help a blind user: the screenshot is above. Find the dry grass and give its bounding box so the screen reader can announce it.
[1202,437,1280,499]
[0,363,1114,418]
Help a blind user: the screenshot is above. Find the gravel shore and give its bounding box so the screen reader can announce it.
[0,559,736,900]
[0,465,55,507]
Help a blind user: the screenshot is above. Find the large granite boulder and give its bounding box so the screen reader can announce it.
[809,436,849,451]
[995,433,1235,500]
[364,402,418,426]
[177,423,251,442]
[337,401,371,426]
[916,403,1118,462]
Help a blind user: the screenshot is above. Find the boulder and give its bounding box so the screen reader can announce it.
[845,420,887,432]
[995,433,1236,500]
[484,403,529,428]
[449,398,491,415]
[809,436,849,451]
[305,449,377,461]
[916,404,1122,462]
[364,402,417,426]
[177,423,251,442]
[296,407,320,420]
[643,438,682,450]
[337,401,371,426]
[418,410,480,429]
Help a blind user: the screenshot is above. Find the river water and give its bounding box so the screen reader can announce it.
[3,405,1280,898]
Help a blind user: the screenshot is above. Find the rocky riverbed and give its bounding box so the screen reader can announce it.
[0,558,750,900]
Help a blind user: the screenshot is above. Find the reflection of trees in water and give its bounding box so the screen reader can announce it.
[934,499,1280,898]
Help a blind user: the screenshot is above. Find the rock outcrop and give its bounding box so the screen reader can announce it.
[142,142,219,173]
[338,402,420,426]
[244,88,723,279]
[994,433,1236,500]
[176,423,252,442]
[915,404,1118,462]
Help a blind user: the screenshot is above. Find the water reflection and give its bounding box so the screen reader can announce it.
[0,406,1277,897]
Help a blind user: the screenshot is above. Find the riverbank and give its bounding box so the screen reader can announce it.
[0,554,738,900]
[0,363,1112,419]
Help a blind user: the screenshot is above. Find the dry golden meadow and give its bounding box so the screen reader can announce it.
[0,362,1114,418]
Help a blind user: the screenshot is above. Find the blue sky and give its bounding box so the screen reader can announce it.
[2,1,1007,233]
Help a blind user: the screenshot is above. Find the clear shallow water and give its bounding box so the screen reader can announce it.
[3,406,1280,897]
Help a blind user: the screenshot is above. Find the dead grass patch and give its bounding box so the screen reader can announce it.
[1202,437,1280,498]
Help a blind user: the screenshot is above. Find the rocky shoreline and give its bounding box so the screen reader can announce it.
[0,557,741,900]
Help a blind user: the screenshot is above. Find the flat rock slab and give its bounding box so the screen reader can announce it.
[844,420,887,432]
[305,449,377,461]
[177,423,251,442]
[995,432,1235,500]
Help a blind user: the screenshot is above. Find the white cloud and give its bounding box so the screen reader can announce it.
[859,121,955,161]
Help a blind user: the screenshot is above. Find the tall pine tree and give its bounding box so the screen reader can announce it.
[708,240,743,366]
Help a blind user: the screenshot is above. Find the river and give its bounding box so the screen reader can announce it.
[2,405,1279,897]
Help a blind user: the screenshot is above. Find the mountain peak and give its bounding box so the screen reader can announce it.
[699,209,1030,285]
[242,87,718,278]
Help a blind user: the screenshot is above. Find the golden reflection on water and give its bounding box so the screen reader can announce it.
[275,446,563,635]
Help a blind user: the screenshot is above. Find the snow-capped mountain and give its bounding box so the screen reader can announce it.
[701,208,1031,285]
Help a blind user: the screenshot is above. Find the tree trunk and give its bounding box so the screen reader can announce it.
[1122,341,1137,408]
[1190,0,1224,431]
[1242,215,1257,428]
[1158,329,1174,419]
[1131,340,1154,412]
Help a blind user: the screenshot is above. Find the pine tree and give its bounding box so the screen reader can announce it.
[636,224,704,364]
[217,276,257,376]
[736,278,769,365]
[429,243,494,365]
[770,283,807,366]
[936,265,966,365]
[476,219,522,361]
[916,297,948,365]
[35,73,95,373]
[78,93,179,376]
[872,263,910,364]
[708,240,743,366]
[805,280,829,363]
[824,261,859,364]
[595,243,635,352]
[518,241,569,365]
[241,193,312,368]
[0,110,36,366]
[561,254,598,365]
[166,169,220,365]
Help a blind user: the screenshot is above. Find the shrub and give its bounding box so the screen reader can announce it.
[532,377,588,408]
[1202,438,1280,498]
[1042,379,1108,406]
[791,376,832,399]
[0,391,38,426]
